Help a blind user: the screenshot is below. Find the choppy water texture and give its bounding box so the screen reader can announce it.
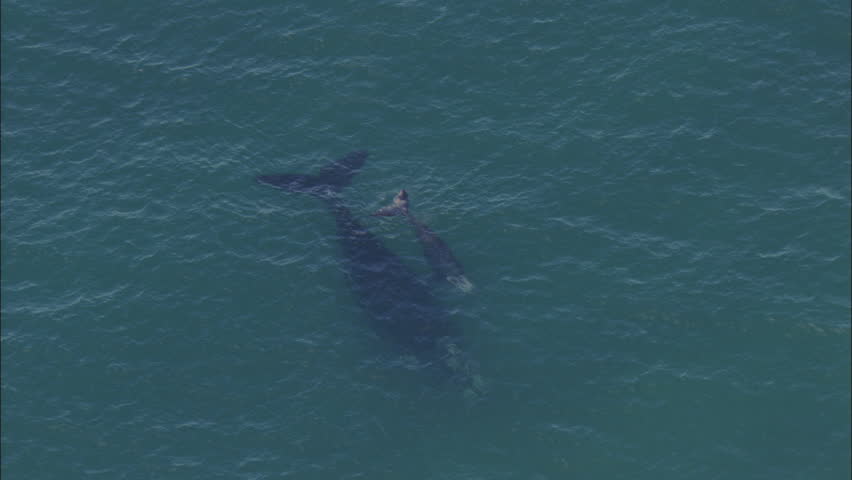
[2,1,850,479]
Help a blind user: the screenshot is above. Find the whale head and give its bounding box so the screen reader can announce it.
[372,189,410,217]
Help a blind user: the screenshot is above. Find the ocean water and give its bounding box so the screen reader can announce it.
[2,1,849,479]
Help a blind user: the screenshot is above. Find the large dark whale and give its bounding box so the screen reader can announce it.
[374,189,474,293]
[257,151,484,398]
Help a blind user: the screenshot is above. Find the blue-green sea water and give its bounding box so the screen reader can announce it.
[2,1,850,479]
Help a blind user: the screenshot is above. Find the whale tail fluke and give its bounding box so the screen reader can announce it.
[372,189,410,217]
[257,150,368,196]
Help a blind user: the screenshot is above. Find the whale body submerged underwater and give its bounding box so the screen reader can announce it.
[257,151,484,398]
[373,189,475,293]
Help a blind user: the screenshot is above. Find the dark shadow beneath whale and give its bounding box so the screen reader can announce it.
[257,151,484,398]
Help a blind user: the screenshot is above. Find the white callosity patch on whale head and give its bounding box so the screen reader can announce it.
[447,275,475,293]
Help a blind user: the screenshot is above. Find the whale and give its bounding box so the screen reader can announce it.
[373,189,474,293]
[257,151,484,398]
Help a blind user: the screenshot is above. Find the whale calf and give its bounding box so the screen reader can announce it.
[257,152,483,398]
[374,189,474,293]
